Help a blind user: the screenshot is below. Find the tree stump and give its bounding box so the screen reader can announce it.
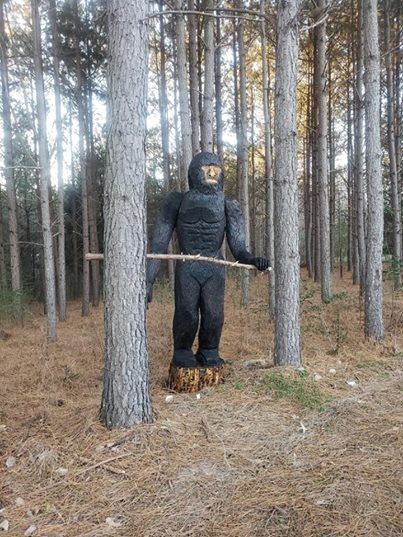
[168,364,224,393]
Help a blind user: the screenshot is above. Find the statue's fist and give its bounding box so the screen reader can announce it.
[251,257,271,271]
[147,281,154,303]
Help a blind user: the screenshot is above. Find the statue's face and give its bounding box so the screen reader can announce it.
[201,164,222,185]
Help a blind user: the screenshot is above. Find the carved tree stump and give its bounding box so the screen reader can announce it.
[168,364,224,393]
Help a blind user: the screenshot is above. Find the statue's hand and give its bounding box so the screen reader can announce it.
[251,257,271,271]
[147,281,154,303]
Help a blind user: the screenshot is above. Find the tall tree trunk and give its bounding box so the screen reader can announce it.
[363,0,384,340]
[74,0,90,316]
[0,191,7,288]
[188,0,201,154]
[274,0,301,366]
[384,0,401,289]
[31,0,57,341]
[158,1,175,286]
[261,0,275,316]
[304,60,313,279]
[101,0,153,428]
[174,0,192,188]
[200,0,214,152]
[355,0,366,292]
[328,57,336,271]
[0,0,21,293]
[215,8,223,162]
[69,98,79,299]
[237,0,250,306]
[49,0,66,320]
[314,0,332,303]
[232,22,242,194]
[347,41,353,273]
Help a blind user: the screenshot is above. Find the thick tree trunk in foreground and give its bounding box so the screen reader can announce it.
[32,0,57,341]
[363,0,384,340]
[101,0,153,428]
[0,192,7,288]
[314,0,332,303]
[274,0,301,366]
[174,0,192,188]
[261,0,275,317]
[0,0,21,293]
[49,0,66,321]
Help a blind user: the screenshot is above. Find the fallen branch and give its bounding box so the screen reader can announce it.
[86,252,273,272]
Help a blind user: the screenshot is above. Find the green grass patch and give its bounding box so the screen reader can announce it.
[356,359,385,371]
[0,288,32,321]
[263,371,329,410]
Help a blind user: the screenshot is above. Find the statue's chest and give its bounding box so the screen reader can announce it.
[178,194,225,225]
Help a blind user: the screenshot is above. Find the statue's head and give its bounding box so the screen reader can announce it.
[188,152,224,194]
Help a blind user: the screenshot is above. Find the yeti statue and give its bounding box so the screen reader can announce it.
[147,152,270,368]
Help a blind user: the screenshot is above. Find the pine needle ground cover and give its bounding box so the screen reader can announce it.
[0,271,402,537]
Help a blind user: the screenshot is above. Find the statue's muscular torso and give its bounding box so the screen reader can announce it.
[176,190,226,257]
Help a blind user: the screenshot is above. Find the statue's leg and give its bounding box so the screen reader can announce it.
[197,266,225,367]
[172,263,200,367]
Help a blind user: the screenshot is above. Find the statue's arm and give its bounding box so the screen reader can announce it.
[147,191,182,294]
[225,199,270,271]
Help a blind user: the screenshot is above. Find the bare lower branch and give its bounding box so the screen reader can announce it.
[86,252,273,272]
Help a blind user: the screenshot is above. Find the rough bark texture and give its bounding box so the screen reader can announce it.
[0,0,21,293]
[32,0,57,342]
[200,0,214,152]
[174,0,192,188]
[363,0,384,340]
[274,0,301,366]
[0,192,7,288]
[314,0,332,303]
[49,0,66,321]
[237,0,250,306]
[215,9,224,162]
[384,0,401,289]
[101,0,153,428]
[261,0,275,317]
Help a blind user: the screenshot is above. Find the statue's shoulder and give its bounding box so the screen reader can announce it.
[224,198,241,214]
[163,190,184,211]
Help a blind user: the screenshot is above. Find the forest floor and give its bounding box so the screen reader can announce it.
[0,270,402,537]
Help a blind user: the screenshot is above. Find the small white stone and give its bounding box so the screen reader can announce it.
[346,379,357,387]
[196,393,201,400]
[55,467,68,477]
[314,373,322,381]
[165,395,174,403]
[105,517,122,528]
[26,511,33,518]
[328,368,337,374]
[24,524,37,536]
[0,519,9,532]
[0,425,6,432]
[15,497,25,507]
[5,456,16,468]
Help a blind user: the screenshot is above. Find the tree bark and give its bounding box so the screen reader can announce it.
[355,0,366,292]
[237,0,250,306]
[363,0,384,340]
[0,0,21,293]
[188,0,201,154]
[0,190,7,288]
[49,0,66,320]
[384,0,401,289]
[174,0,192,188]
[274,0,301,366]
[261,0,275,316]
[200,0,214,152]
[101,0,153,428]
[215,6,224,162]
[314,0,332,303]
[73,0,90,316]
[31,0,57,341]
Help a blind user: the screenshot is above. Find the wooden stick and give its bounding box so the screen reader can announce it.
[86,252,273,272]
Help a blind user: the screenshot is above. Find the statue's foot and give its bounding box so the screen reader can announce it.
[196,348,224,368]
[172,349,198,368]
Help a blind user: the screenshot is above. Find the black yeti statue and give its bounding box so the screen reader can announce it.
[147,152,270,368]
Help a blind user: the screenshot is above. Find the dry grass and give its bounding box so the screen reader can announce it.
[0,271,402,536]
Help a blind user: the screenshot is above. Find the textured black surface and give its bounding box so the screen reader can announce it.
[147,152,270,367]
